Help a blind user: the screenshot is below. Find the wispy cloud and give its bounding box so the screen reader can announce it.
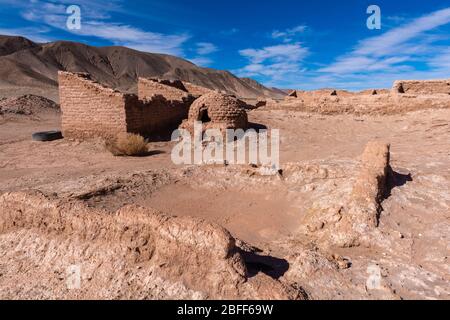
[67,21,189,55]
[188,56,213,67]
[196,42,218,55]
[240,43,308,64]
[186,42,219,67]
[319,8,450,76]
[2,0,190,55]
[237,8,450,90]
[236,43,309,82]
[0,26,52,43]
[271,25,307,42]
[235,24,310,86]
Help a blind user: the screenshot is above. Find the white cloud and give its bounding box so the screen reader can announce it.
[196,42,218,55]
[248,8,450,90]
[236,43,308,81]
[428,47,450,69]
[320,7,450,75]
[240,43,308,64]
[186,42,218,67]
[188,56,213,67]
[68,22,189,55]
[6,0,190,55]
[271,25,307,42]
[0,26,52,43]
[357,8,450,57]
[235,24,309,84]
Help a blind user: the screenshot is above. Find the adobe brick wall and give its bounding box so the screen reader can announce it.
[183,82,214,97]
[125,95,191,135]
[59,72,195,139]
[58,71,129,139]
[392,79,450,94]
[156,79,188,92]
[138,78,190,101]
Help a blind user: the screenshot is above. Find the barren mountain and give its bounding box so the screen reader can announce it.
[0,35,285,101]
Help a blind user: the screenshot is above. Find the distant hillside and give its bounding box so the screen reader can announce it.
[0,35,286,101]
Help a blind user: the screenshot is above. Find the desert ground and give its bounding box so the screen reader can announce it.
[0,93,449,300]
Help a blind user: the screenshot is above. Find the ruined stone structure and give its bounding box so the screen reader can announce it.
[183,82,214,97]
[59,71,194,139]
[180,92,248,133]
[274,79,450,115]
[288,90,298,97]
[138,78,191,101]
[392,79,450,95]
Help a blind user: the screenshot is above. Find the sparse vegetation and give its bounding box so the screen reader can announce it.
[106,132,149,156]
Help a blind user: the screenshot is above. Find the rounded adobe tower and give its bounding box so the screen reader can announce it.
[184,92,248,131]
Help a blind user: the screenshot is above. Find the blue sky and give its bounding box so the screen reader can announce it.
[1,0,450,90]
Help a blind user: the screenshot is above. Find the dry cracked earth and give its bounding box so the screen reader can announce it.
[0,99,449,300]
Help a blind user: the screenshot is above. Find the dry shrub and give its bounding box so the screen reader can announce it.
[106,132,149,156]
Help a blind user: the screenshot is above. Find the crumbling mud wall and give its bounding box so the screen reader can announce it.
[272,89,450,115]
[392,79,450,95]
[59,71,130,139]
[138,78,191,101]
[358,89,390,95]
[125,95,193,135]
[0,191,304,299]
[183,82,214,97]
[59,72,194,139]
[275,79,450,115]
[300,141,391,248]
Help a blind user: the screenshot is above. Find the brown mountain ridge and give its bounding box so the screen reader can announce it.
[0,35,285,101]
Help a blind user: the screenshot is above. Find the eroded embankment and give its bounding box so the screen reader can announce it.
[0,191,304,300]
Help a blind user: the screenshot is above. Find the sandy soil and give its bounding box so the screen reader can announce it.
[0,106,449,300]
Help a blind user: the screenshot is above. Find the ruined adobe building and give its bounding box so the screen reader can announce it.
[180,92,248,134]
[58,71,196,139]
[277,79,450,115]
[138,78,214,98]
[392,79,450,95]
[285,79,450,101]
[182,82,214,97]
[137,78,191,101]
